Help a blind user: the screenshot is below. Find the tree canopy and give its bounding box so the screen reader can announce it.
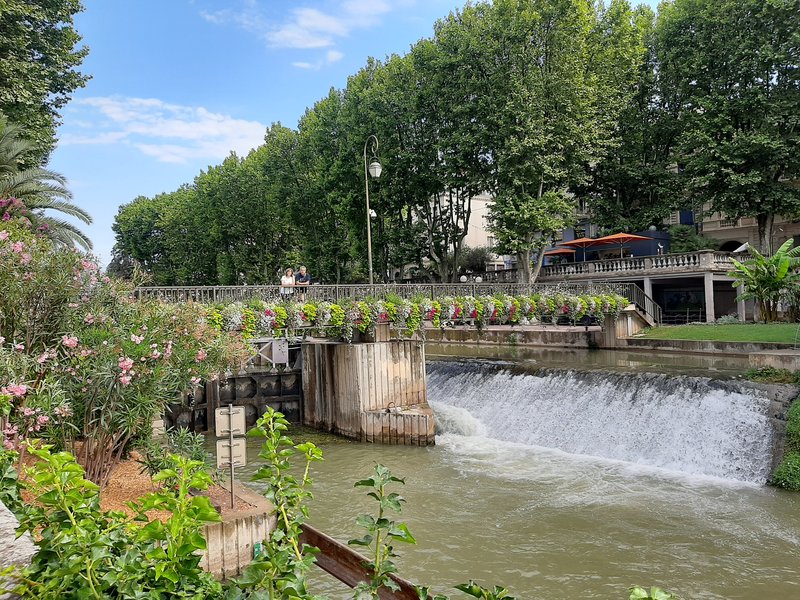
[0,0,89,165]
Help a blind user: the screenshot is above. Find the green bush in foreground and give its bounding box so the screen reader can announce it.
[772,452,800,491]
[784,400,800,455]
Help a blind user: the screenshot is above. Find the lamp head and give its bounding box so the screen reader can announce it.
[368,159,382,179]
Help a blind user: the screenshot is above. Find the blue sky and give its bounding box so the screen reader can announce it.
[49,0,659,265]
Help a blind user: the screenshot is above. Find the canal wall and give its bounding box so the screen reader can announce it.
[164,368,302,433]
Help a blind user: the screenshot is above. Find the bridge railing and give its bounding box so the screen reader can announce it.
[135,281,662,324]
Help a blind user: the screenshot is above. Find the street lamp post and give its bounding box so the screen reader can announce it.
[363,135,382,285]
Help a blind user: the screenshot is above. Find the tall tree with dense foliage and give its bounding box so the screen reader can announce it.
[434,0,646,282]
[0,0,89,164]
[580,6,682,232]
[658,0,800,253]
[476,0,587,282]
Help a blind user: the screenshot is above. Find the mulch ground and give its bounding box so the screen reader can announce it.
[21,451,257,521]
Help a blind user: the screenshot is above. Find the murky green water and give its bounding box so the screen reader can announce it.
[234,431,800,600]
[227,346,799,599]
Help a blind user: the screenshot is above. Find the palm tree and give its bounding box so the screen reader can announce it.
[729,239,800,322]
[0,115,93,250]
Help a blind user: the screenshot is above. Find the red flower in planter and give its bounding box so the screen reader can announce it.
[562,305,569,314]
[470,309,478,318]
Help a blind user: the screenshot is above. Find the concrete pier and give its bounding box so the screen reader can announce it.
[302,339,435,446]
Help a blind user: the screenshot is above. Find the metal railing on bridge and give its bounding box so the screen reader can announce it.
[135,281,662,324]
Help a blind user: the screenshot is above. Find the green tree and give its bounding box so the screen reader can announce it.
[0,0,89,164]
[433,0,645,282]
[580,7,682,232]
[658,0,800,253]
[729,239,800,322]
[0,115,92,249]
[667,224,719,253]
[111,195,172,283]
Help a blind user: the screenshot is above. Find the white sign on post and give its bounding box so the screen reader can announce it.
[215,406,246,437]
[214,405,248,509]
[215,438,247,469]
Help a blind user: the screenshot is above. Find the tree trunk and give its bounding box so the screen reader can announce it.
[756,213,775,254]
[516,250,532,283]
[529,246,546,285]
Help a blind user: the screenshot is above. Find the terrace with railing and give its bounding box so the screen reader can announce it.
[539,250,735,281]
[476,250,737,283]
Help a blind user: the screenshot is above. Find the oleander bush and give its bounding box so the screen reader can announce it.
[0,211,250,486]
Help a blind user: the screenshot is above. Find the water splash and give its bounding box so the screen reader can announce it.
[427,361,776,484]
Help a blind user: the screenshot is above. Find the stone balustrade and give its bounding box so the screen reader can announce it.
[538,250,735,281]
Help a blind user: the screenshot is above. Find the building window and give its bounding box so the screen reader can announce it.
[487,236,495,248]
[720,218,739,228]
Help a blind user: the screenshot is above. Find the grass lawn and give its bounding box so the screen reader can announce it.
[639,323,800,344]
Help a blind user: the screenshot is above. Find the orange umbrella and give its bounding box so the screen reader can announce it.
[591,232,653,258]
[556,237,604,261]
[543,248,576,256]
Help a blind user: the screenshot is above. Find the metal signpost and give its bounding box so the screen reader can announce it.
[214,405,247,509]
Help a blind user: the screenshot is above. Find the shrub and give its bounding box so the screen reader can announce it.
[772,452,800,491]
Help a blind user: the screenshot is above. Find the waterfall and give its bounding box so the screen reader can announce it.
[427,360,777,484]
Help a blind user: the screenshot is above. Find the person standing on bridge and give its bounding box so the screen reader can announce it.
[280,268,295,300]
[294,265,310,301]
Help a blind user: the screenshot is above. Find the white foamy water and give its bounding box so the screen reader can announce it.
[427,362,776,484]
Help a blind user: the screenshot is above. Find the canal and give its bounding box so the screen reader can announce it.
[235,345,800,599]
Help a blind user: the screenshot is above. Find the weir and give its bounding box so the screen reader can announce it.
[427,360,795,484]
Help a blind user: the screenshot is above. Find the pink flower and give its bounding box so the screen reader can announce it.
[118,356,134,372]
[80,259,97,271]
[10,241,23,253]
[2,212,10,222]
[0,336,4,345]
[195,349,207,362]
[3,383,28,397]
[84,314,95,324]
[37,352,49,364]
[62,335,79,348]
[14,343,24,352]
[20,252,31,265]
[130,333,144,344]
[0,230,8,240]
[151,350,161,359]
[190,376,201,386]
[119,374,132,386]
[37,415,49,425]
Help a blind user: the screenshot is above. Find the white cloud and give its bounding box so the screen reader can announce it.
[326,49,344,64]
[202,1,401,62]
[60,97,266,164]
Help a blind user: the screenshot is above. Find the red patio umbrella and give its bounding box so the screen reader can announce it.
[591,232,653,258]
